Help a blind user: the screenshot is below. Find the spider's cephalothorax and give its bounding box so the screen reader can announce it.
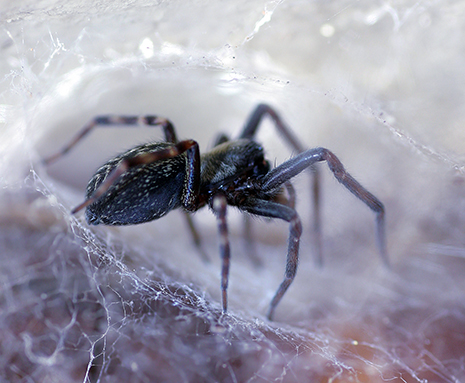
[44,104,387,321]
[199,139,273,205]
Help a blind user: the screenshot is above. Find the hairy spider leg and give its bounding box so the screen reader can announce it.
[262,147,388,264]
[211,132,263,267]
[245,147,387,320]
[240,181,296,270]
[211,107,304,268]
[211,194,231,315]
[239,104,324,266]
[239,104,304,151]
[210,129,297,269]
[43,115,178,166]
[240,199,302,321]
[43,116,210,261]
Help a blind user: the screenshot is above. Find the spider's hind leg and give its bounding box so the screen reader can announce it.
[43,115,179,166]
[240,198,302,321]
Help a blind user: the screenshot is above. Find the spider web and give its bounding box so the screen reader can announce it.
[1,0,465,382]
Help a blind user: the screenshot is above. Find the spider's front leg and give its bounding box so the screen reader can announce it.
[263,147,388,267]
[241,199,302,321]
[245,148,387,320]
[240,104,323,266]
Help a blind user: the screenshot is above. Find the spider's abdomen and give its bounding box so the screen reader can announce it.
[85,142,186,226]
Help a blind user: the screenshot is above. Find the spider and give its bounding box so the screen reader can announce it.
[44,104,387,320]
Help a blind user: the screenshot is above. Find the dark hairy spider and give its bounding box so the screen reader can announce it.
[44,104,387,321]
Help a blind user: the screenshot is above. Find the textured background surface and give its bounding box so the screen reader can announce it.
[1,1,465,382]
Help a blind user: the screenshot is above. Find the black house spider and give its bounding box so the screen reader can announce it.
[44,104,387,320]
